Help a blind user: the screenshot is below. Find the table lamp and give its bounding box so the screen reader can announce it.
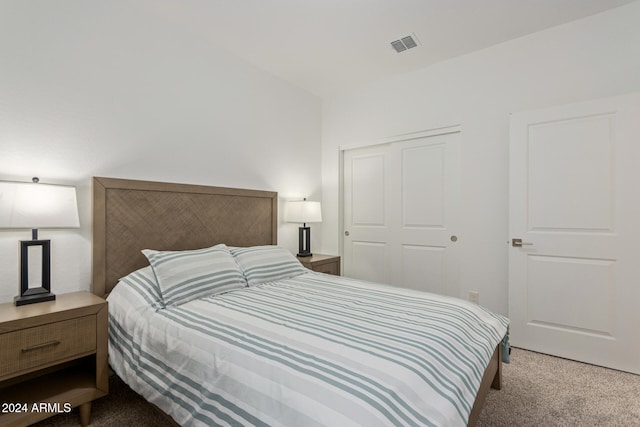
[0,178,80,305]
[285,198,322,257]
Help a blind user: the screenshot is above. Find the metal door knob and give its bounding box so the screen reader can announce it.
[344,231,350,236]
[512,238,533,247]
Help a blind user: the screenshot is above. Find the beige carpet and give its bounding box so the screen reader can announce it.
[35,347,640,426]
[477,348,640,426]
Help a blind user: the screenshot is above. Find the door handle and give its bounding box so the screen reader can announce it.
[512,238,533,247]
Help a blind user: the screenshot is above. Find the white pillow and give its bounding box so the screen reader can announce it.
[230,245,308,286]
[142,244,246,306]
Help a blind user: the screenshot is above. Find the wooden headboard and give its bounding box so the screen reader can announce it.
[91,177,278,297]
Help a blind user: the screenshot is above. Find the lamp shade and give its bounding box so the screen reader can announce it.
[285,200,322,224]
[0,181,80,229]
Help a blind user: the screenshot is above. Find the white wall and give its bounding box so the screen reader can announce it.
[0,1,322,303]
[321,2,640,314]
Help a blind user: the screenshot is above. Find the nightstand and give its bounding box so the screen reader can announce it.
[297,254,341,276]
[0,291,108,427]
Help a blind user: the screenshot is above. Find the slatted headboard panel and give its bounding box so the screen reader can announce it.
[92,177,277,297]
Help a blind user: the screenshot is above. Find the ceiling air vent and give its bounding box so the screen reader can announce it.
[390,33,420,53]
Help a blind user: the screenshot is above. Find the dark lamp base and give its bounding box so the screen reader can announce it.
[14,292,56,306]
[298,226,313,259]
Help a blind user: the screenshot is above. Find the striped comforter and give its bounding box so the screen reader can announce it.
[108,272,508,427]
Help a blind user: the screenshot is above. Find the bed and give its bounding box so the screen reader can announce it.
[92,177,508,427]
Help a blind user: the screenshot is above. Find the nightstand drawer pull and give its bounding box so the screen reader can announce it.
[22,340,61,353]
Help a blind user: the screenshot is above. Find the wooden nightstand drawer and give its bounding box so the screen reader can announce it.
[298,254,341,276]
[313,262,340,275]
[0,315,96,378]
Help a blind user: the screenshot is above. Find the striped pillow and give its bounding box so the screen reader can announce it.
[142,244,246,307]
[230,245,308,286]
[117,266,165,311]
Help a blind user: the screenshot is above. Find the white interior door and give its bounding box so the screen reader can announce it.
[509,93,640,374]
[343,143,393,284]
[343,129,460,297]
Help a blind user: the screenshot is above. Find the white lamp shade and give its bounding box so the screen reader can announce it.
[0,181,80,229]
[285,200,322,224]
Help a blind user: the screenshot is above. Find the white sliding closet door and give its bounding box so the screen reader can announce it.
[342,129,460,297]
[509,93,640,374]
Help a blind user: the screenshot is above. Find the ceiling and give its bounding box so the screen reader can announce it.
[133,1,638,98]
